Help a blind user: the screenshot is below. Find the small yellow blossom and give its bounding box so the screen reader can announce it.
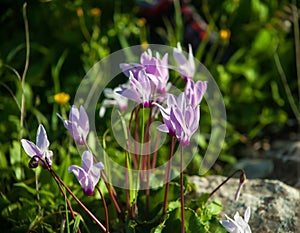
[54,92,70,105]
[141,41,149,50]
[138,18,147,27]
[219,29,231,41]
[91,8,101,17]
[76,7,83,17]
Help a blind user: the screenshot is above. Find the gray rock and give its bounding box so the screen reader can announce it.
[188,175,300,233]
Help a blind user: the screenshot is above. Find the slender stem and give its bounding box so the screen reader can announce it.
[20,2,30,141]
[151,131,161,169]
[162,136,176,215]
[209,169,246,198]
[274,52,300,121]
[48,167,108,232]
[291,1,300,104]
[180,145,185,233]
[96,186,109,233]
[101,172,122,214]
[125,152,131,213]
[34,169,44,233]
[47,167,80,233]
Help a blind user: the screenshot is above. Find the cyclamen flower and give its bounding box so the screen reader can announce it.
[157,93,200,146]
[57,105,89,145]
[21,124,53,168]
[185,79,207,108]
[140,49,169,94]
[99,86,128,117]
[68,150,104,196]
[173,42,195,80]
[117,70,154,108]
[120,49,169,98]
[156,79,206,146]
[220,207,252,233]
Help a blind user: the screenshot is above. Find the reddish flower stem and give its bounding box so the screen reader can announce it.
[96,186,109,233]
[180,145,185,233]
[45,162,108,233]
[162,136,176,215]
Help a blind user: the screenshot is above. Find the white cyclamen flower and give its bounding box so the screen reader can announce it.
[220,207,252,233]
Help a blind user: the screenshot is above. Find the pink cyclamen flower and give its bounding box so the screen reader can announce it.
[185,79,207,108]
[140,49,169,94]
[220,207,252,233]
[120,49,169,96]
[57,105,89,145]
[156,93,200,146]
[21,124,53,168]
[99,86,128,117]
[117,70,154,108]
[68,150,104,196]
[173,42,195,80]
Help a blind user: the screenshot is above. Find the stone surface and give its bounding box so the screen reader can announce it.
[188,175,300,233]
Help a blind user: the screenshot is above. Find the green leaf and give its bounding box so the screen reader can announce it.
[163,207,206,233]
[125,220,136,233]
[206,200,222,216]
[13,182,36,195]
[72,215,81,233]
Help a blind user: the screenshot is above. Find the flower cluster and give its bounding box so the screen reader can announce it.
[101,43,207,146]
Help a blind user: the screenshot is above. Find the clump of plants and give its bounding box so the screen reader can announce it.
[20,42,250,233]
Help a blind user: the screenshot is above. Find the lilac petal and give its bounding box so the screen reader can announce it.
[185,106,193,128]
[68,165,90,191]
[89,162,104,187]
[157,124,169,133]
[119,88,141,104]
[79,106,89,139]
[176,93,186,111]
[170,106,185,130]
[21,139,41,157]
[244,207,251,223]
[69,105,80,123]
[36,124,49,151]
[220,219,239,233]
[195,81,207,103]
[66,121,82,144]
[173,43,186,65]
[81,150,93,173]
[188,44,195,72]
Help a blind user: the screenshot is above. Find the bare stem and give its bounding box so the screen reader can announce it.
[209,169,246,199]
[162,136,176,215]
[20,2,30,140]
[291,1,300,104]
[43,160,108,232]
[96,186,109,233]
[274,52,300,121]
[180,145,185,233]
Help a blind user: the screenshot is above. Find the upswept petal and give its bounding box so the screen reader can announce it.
[79,106,89,140]
[244,207,251,223]
[68,165,91,194]
[81,150,93,173]
[89,162,104,188]
[36,124,49,151]
[69,105,80,123]
[21,139,42,158]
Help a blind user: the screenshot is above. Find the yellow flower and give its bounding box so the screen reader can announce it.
[54,92,70,105]
[76,7,83,17]
[141,41,149,50]
[219,29,231,41]
[91,8,101,17]
[138,18,147,27]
